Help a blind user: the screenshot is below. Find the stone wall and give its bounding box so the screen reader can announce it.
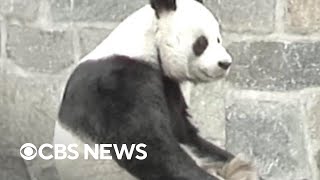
[0,0,319,180]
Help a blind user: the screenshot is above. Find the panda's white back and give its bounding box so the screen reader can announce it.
[81,5,158,65]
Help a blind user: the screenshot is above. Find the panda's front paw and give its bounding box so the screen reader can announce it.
[217,154,259,180]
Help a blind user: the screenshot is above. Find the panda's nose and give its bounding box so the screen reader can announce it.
[218,61,231,70]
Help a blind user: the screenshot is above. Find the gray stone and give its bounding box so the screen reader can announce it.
[48,0,71,22]
[302,89,320,179]
[0,0,10,15]
[15,139,62,180]
[189,80,231,145]
[6,25,74,74]
[225,90,312,180]
[25,158,61,180]
[79,28,112,58]
[38,166,61,180]
[227,41,292,91]
[0,0,39,21]
[204,0,276,34]
[56,158,135,180]
[50,0,147,22]
[227,41,320,91]
[317,150,320,173]
[0,155,31,180]
[303,90,320,149]
[0,64,67,149]
[285,42,320,87]
[285,0,320,34]
[228,41,287,67]
[0,22,2,57]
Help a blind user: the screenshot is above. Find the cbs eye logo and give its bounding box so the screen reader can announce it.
[20,143,37,160]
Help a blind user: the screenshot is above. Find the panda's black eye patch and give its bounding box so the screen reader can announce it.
[193,36,208,56]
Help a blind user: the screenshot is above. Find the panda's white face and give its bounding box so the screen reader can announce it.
[154,0,232,82]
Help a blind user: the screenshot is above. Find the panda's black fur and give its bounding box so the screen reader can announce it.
[59,55,235,180]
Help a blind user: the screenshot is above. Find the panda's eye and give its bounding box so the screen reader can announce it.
[193,36,208,56]
[217,37,221,44]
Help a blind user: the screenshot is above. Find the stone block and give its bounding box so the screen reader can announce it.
[317,150,320,174]
[0,155,31,180]
[303,90,320,148]
[189,80,231,145]
[79,28,112,58]
[6,25,74,74]
[225,90,312,180]
[50,0,147,22]
[285,42,320,87]
[25,158,61,180]
[37,166,61,180]
[286,0,320,34]
[227,41,320,91]
[227,41,291,91]
[0,0,39,21]
[204,0,276,34]
[56,158,135,180]
[0,65,67,149]
[302,89,320,180]
[0,22,2,57]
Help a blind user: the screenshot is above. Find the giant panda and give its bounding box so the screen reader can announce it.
[54,0,259,179]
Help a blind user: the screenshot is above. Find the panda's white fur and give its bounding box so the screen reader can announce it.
[82,5,157,63]
[81,0,231,82]
[54,0,258,180]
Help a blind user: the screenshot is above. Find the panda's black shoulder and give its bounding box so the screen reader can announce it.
[65,55,163,94]
[58,55,167,136]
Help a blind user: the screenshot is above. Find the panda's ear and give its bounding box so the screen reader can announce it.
[150,0,177,17]
[195,0,203,3]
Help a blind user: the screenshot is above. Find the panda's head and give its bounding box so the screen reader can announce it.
[150,0,232,82]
